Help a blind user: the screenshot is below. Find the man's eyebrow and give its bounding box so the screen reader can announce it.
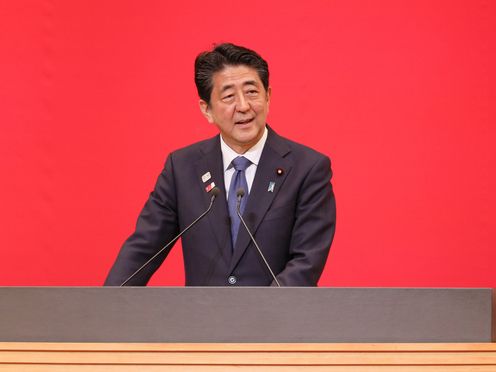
[220,80,259,93]
[242,80,258,87]
[220,84,235,93]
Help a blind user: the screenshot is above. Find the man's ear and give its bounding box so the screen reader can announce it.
[199,99,213,123]
[266,86,272,111]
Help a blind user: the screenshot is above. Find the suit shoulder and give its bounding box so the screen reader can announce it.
[168,135,218,162]
[275,133,330,164]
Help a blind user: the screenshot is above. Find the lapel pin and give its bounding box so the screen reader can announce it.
[201,171,212,183]
[276,168,284,176]
[205,182,216,193]
[268,181,275,193]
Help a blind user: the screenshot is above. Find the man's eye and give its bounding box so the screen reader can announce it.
[247,90,258,95]
[222,94,234,101]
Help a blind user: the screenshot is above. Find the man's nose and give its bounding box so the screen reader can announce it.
[236,94,250,112]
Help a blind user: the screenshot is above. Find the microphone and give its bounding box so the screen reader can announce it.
[236,188,281,287]
[120,187,221,286]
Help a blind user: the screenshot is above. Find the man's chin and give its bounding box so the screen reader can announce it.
[237,132,264,148]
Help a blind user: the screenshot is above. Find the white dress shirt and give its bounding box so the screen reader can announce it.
[220,126,268,201]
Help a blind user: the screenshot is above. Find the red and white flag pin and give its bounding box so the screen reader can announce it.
[205,182,216,193]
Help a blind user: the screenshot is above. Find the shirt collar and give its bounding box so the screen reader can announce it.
[220,126,268,171]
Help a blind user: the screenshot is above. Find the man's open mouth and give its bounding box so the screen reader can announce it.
[235,118,254,124]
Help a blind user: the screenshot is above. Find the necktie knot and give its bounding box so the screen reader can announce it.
[232,156,251,171]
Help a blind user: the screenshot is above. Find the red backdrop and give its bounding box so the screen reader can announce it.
[1,0,494,286]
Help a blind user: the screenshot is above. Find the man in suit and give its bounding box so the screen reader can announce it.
[104,43,336,286]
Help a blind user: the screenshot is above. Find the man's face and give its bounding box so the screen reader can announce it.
[199,65,271,154]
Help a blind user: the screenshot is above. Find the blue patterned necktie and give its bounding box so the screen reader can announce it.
[228,156,251,249]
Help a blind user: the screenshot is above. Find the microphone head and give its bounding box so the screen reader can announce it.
[210,187,221,197]
[236,188,245,198]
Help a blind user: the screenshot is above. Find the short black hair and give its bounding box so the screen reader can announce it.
[194,43,269,103]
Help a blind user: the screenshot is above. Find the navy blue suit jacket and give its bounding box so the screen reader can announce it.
[104,127,336,286]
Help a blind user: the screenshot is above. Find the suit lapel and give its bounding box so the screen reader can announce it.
[195,136,232,264]
[229,129,292,272]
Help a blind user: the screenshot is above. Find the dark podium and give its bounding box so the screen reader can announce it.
[0,287,495,370]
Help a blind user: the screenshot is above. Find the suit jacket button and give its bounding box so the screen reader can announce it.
[228,276,237,285]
